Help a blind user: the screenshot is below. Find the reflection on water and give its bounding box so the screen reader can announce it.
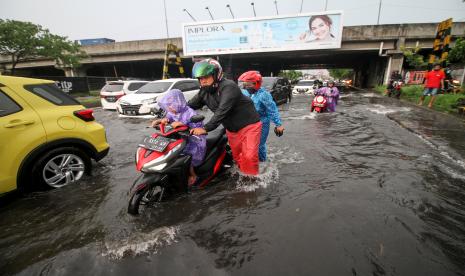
[1,92,465,275]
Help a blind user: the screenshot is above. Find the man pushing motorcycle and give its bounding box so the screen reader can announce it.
[188,59,262,176]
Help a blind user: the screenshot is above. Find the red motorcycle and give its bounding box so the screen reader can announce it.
[311,94,328,113]
[127,115,231,215]
[386,80,402,99]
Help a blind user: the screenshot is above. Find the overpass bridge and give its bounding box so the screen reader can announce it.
[1,22,464,87]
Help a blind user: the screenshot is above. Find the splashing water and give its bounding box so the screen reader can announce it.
[102,226,179,260]
[362,93,383,98]
[231,146,305,192]
[285,113,317,120]
[366,104,411,115]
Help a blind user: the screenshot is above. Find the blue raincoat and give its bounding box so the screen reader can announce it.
[242,87,282,162]
[158,89,206,167]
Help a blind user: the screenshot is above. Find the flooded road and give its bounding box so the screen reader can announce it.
[2,90,465,275]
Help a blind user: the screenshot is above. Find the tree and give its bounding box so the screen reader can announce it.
[279,70,303,82]
[0,19,42,75]
[39,31,87,71]
[328,68,353,80]
[401,46,427,68]
[448,38,465,64]
[0,19,85,75]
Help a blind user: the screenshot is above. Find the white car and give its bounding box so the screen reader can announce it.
[116,78,200,116]
[292,80,316,95]
[100,80,149,110]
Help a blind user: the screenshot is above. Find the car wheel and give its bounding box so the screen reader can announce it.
[32,147,92,189]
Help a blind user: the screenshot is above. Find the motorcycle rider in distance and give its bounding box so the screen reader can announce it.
[187,59,263,176]
[314,80,340,112]
[238,70,284,162]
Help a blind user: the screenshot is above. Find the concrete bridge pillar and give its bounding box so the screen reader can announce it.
[384,53,404,85]
[58,66,87,77]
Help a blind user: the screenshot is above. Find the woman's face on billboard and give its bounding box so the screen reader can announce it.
[311,18,331,40]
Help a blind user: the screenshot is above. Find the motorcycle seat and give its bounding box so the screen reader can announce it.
[206,127,226,152]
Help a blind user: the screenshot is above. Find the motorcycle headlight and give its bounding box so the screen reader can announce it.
[453,80,460,84]
[142,98,157,105]
[142,142,184,172]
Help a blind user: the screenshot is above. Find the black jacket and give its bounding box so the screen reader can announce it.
[188,79,260,132]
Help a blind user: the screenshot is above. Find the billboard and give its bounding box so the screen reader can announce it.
[182,11,343,56]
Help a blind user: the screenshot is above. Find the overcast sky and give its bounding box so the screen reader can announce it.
[1,0,464,42]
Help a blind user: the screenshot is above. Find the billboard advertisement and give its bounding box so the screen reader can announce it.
[182,11,343,56]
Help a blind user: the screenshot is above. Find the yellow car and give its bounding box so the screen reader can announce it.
[0,76,109,194]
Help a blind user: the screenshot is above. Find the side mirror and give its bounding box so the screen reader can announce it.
[190,115,205,123]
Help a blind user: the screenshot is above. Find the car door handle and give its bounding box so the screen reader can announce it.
[4,120,35,128]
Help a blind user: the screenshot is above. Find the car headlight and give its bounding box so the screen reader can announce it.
[142,98,157,105]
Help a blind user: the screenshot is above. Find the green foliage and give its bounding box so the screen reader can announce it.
[375,84,465,114]
[39,31,87,69]
[0,19,85,75]
[374,85,386,94]
[401,46,427,68]
[0,19,42,74]
[278,70,303,82]
[328,68,353,80]
[448,38,465,63]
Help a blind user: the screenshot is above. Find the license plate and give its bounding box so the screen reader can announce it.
[106,96,116,102]
[124,110,137,115]
[139,136,171,152]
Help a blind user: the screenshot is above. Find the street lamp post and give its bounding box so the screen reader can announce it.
[251,2,256,17]
[226,4,235,19]
[182,9,197,22]
[299,0,303,13]
[205,6,214,20]
[377,0,382,25]
[324,0,328,11]
[163,0,169,38]
[274,1,279,15]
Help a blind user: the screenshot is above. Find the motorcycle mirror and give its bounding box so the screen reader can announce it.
[190,115,205,123]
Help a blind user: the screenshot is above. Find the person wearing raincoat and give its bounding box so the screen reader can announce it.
[238,71,284,162]
[315,80,340,112]
[151,89,206,185]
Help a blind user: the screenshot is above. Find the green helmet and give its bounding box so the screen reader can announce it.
[192,58,223,81]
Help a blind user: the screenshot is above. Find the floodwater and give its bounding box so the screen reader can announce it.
[1,90,465,275]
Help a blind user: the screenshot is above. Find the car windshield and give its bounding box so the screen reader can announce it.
[136,82,173,94]
[262,78,276,90]
[296,80,315,86]
[102,83,123,92]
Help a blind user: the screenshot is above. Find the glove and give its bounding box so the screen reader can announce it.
[274,126,284,137]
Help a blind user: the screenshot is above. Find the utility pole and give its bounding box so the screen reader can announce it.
[377,0,382,25]
[251,2,256,17]
[299,0,303,13]
[226,4,235,19]
[182,9,196,22]
[274,0,279,15]
[163,0,169,38]
[205,6,214,20]
[324,0,328,11]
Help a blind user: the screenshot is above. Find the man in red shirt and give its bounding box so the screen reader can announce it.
[418,63,445,108]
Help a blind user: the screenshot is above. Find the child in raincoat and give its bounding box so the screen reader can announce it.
[151,89,206,185]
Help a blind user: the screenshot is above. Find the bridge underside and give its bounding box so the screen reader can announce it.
[12,48,388,88]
